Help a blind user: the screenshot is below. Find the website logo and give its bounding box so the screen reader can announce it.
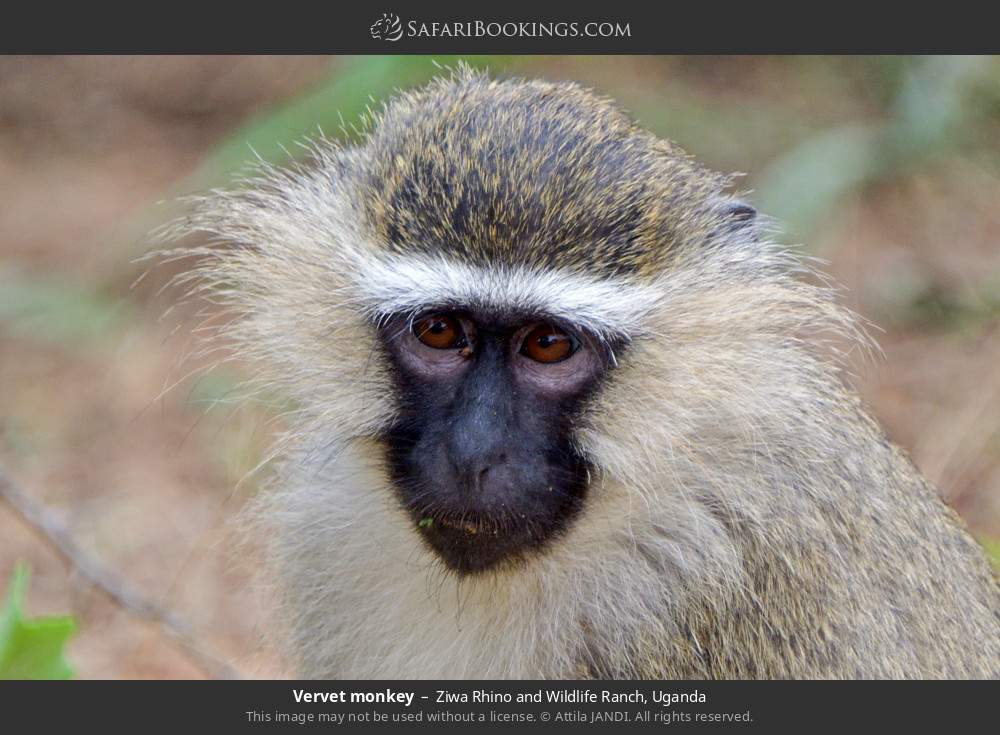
[370,13,404,42]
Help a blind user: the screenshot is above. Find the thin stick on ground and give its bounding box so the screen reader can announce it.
[0,467,242,680]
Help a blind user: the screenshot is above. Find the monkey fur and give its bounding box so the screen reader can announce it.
[169,67,1000,679]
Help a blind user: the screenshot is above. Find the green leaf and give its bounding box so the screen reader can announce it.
[0,563,76,680]
[754,57,994,244]
[754,123,882,240]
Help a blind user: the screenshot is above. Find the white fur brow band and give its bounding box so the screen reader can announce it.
[355,254,662,339]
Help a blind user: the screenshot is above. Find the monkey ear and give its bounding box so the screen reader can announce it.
[720,199,757,228]
[711,198,759,237]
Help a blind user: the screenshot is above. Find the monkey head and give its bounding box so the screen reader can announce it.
[177,68,785,576]
[358,72,764,573]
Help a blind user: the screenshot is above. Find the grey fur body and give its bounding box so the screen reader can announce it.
[170,68,1000,679]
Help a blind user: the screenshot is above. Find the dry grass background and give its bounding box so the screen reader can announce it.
[1,56,998,678]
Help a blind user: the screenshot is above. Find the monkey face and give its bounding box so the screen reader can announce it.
[379,308,614,574]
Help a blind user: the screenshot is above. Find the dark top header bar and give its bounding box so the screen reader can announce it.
[1,5,997,53]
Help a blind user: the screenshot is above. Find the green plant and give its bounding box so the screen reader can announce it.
[193,55,509,179]
[0,563,76,679]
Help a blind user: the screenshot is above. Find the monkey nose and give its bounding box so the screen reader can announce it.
[474,466,489,491]
[462,454,507,494]
[458,452,507,494]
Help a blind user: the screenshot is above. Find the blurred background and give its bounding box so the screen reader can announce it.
[1,55,998,679]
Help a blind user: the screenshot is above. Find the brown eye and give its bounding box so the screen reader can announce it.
[521,323,576,364]
[414,314,464,350]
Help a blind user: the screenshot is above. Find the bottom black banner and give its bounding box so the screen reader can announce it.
[2,680,994,731]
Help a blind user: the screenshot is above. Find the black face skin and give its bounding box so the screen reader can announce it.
[379,308,614,575]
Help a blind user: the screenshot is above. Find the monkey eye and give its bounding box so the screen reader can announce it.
[413,314,465,350]
[520,323,577,364]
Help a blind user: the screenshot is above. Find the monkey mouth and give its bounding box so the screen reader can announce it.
[412,509,546,574]
[417,513,493,536]
[434,517,480,534]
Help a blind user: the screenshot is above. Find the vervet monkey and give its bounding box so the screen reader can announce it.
[172,68,1000,679]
